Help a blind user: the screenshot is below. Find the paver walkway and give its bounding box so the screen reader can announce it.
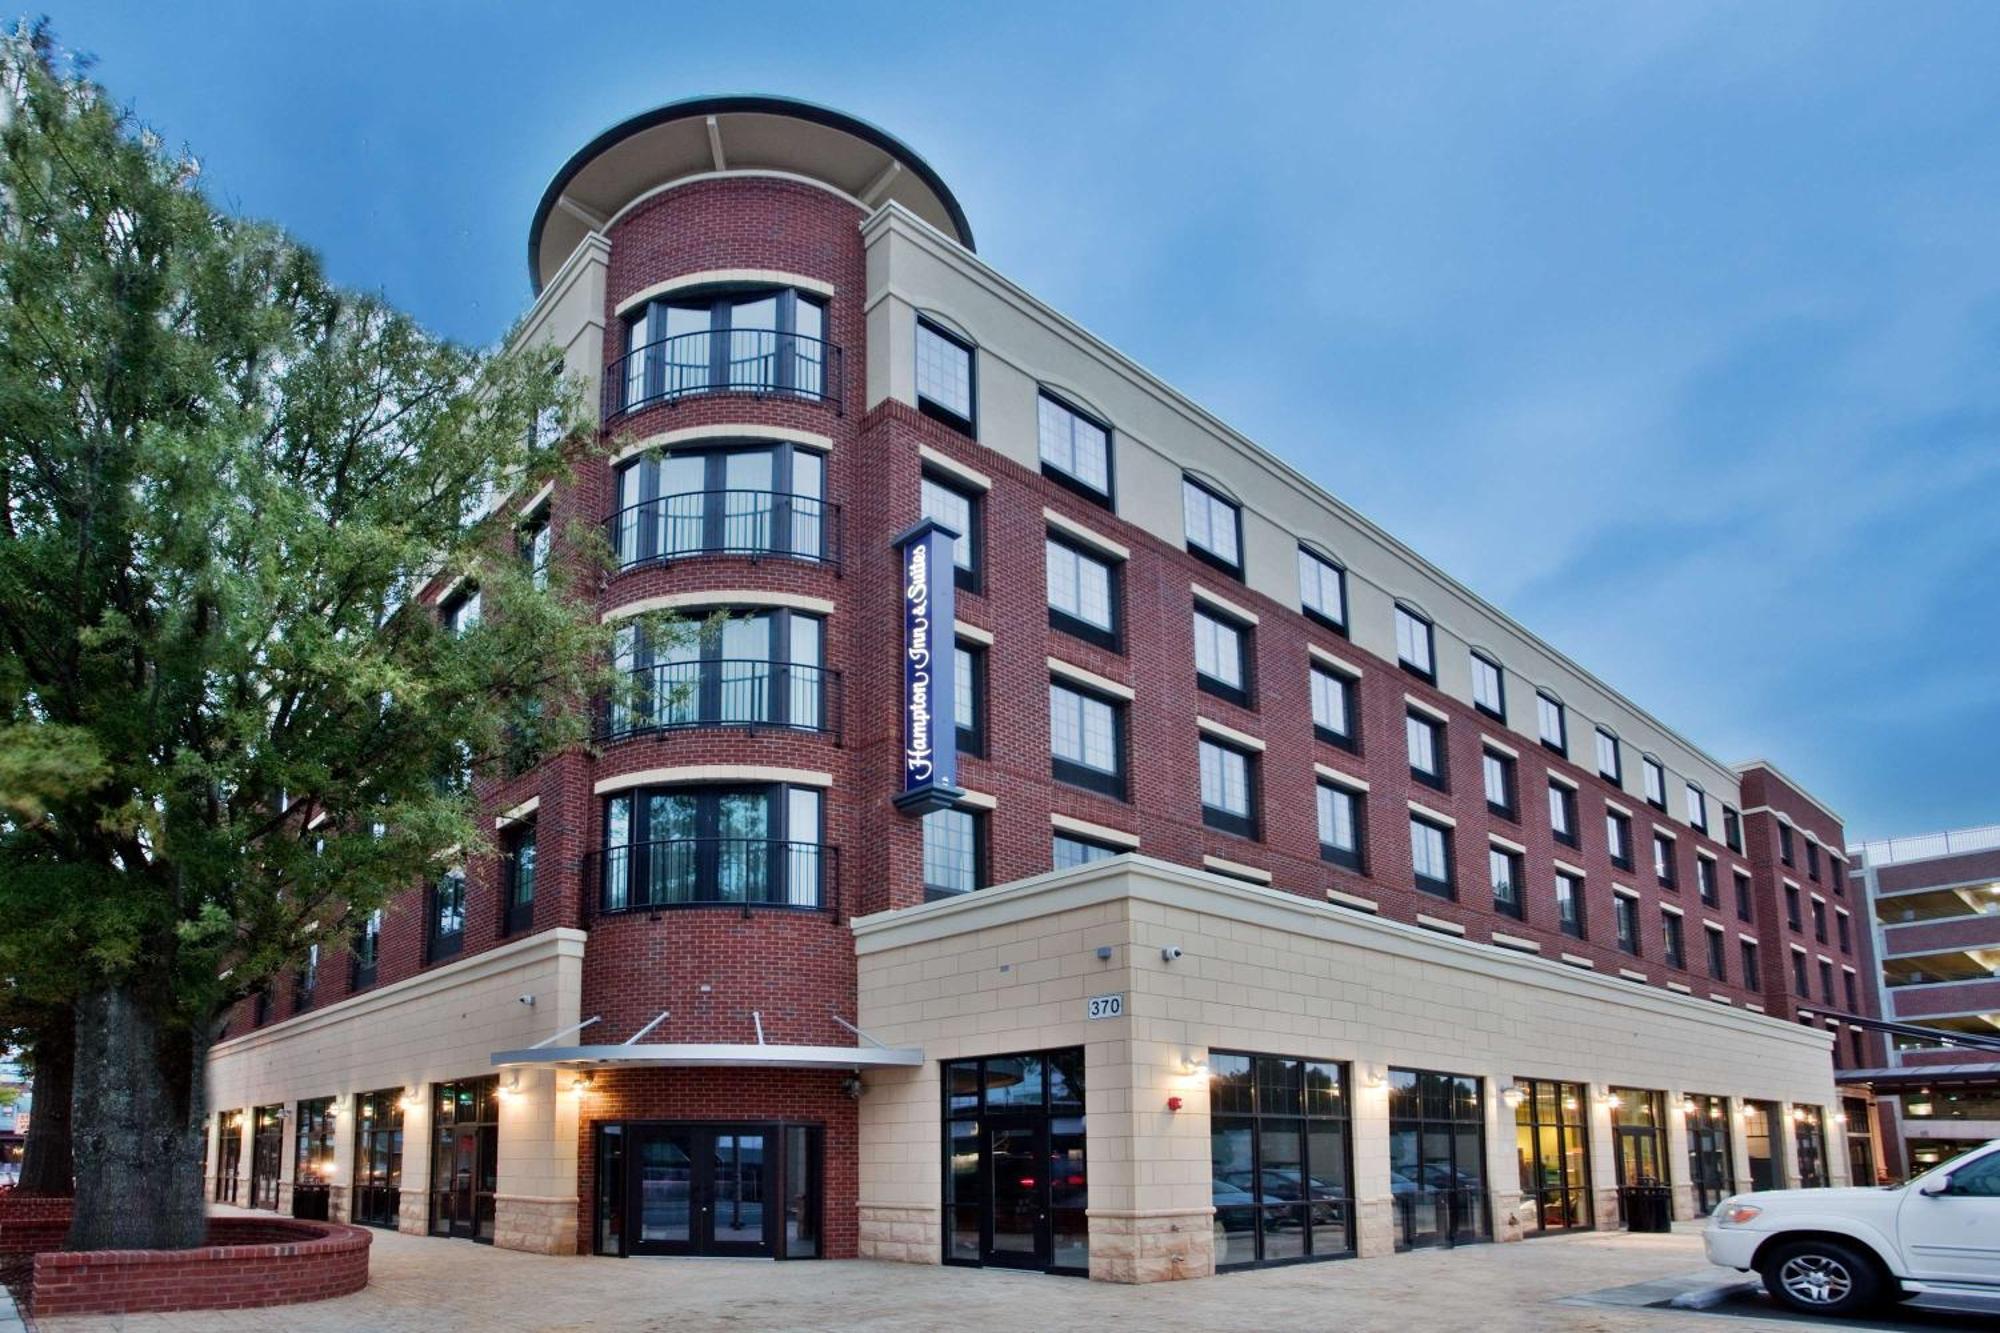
[30,1218,1900,1332]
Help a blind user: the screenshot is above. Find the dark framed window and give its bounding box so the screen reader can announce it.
[1734,870,1753,922]
[1842,968,1858,1009]
[1536,692,1567,756]
[1470,652,1505,721]
[1310,665,1357,750]
[427,870,465,963]
[1819,958,1835,1004]
[1779,822,1795,867]
[942,1049,1087,1273]
[429,1076,499,1242]
[1514,1079,1592,1233]
[923,805,986,900]
[619,286,830,413]
[600,784,825,911]
[1741,939,1760,989]
[1317,782,1365,872]
[1547,781,1577,848]
[920,472,981,590]
[441,585,481,636]
[1050,679,1127,798]
[352,1088,404,1229]
[1836,910,1850,951]
[1785,883,1802,929]
[1595,728,1622,784]
[1490,847,1524,918]
[1614,894,1641,955]
[1805,840,1821,882]
[293,1097,336,1218]
[1723,805,1743,853]
[294,943,319,1012]
[351,907,382,990]
[607,607,830,740]
[1606,809,1634,870]
[1706,926,1728,982]
[1045,534,1120,651]
[1409,814,1454,898]
[1482,748,1517,819]
[915,317,976,434]
[1037,391,1112,504]
[1653,832,1678,888]
[1298,546,1347,633]
[1406,710,1447,791]
[1791,948,1810,996]
[609,440,828,570]
[1793,1107,1827,1188]
[1193,605,1252,707]
[1697,856,1719,907]
[1182,476,1243,576]
[1053,832,1122,870]
[1828,855,1844,895]
[1662,911,1686,969]
[1811,898,1827,943]
[1642,757,1666,809]
[1556,871,1585,938]
[1610,1090,1671,1207]
[955,641,985,758]
[1210,1053,1354,1269]
[520,507,551,589]
[1394,605,1435,681]
[1686,783,1709,835]
[1388,1069,1487,1249]
[501,820,537,936]
[1199,736,1258,839]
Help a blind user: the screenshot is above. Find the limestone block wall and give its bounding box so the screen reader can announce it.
[854,857,1847,1281]
[204,929,586,1253]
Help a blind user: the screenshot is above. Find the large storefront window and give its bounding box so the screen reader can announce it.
[1209,1053,1353,1269]
[1389,1068,1487,1249]
[429,1076,499,1242]
[1610,1087,1669,1223]
[1513,1078,1590,1233]
[600,784,825,912]
[214,1108,244,1203]
[1843,1097,1877,1186]
[1683,1093,1735,1216]
[1792,1105,1827,1188]
[353,1088,404,1228]
[250,1103,284,1210]
[293,1097,336,1220]
[593,1120,821,1260]
[942,1049,1088,1274]
[1743,1099,1779,1192]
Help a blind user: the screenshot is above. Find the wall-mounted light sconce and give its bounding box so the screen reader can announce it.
[1500,1084,1526,1110]
[1832,1110,1849,1125]
[501,1070,523,1096]
[1679,1097,1699,1116]
[1600,1091,1623,1110]
[1181,1056,1210,1080]
[398,1087,422,1110]
[1791,1106,1810,1122]
[570,1071,596,1094]
[1361,1065,1386,1089]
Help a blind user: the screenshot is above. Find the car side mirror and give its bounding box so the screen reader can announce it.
[1917,1174,1951,1197]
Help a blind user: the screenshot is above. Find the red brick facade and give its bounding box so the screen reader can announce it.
[22,1218,369,1318]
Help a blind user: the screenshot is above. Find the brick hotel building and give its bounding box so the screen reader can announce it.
[203,97,1880,1280]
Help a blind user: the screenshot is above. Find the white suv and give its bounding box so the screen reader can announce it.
[1705,1138,2000,1317]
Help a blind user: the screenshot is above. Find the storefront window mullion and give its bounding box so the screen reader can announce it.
[1210,1051,1353,1271]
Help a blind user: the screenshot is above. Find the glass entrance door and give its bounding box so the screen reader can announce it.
[984,1118,1048,1269]
[428,1077,498,1242]
[626,1125,774,1257]
[1684,1094,1735,1216]
[249,1104,284,1210]
[214,1109,244,1203]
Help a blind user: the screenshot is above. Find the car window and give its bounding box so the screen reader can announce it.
[1946,1150,2000,1197]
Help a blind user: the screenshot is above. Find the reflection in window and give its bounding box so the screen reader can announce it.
[1388,1068,1487,1250]
[1210,1052,1352,1269]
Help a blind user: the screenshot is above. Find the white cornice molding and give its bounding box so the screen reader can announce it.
[603,590,836,621]
[614,269,835,317]
[595,765,832,795]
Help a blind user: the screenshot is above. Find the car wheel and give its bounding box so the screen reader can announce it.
[1758,1238,1882,1317]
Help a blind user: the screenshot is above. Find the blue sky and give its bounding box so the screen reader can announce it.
[53,1,2000,841]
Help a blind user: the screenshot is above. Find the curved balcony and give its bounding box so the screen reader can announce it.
[605,489,841,573]
[600,659,842,743]
[605,329,843,420]
[584,837,838,918]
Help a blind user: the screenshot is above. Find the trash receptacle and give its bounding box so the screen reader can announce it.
[1620,1183,1672,1232]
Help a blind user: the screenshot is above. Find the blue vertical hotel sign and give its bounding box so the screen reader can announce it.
[892,518,964,814]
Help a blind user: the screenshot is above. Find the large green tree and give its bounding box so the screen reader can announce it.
[0,23,625,1248]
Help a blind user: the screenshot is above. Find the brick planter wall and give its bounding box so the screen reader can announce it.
[0,1193,74,1224]
[25,1217,370,1318]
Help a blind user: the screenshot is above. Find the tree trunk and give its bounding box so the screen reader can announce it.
[66,985,208,1250]
[15,1012,74,1195]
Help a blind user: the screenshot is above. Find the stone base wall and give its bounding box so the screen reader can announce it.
[398,1190,428,1236]
[1489,1188,1531,1242]
[496,1195,579,1255]
[1087,1209,1213,1283]
[857,1202,938,1264]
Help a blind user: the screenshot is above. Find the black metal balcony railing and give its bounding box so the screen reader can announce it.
[606,329,842,419]
[605,489,840,572]
[600,659,841,743]
[585,837,837,917]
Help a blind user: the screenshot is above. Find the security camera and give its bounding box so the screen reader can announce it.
[1161,945,1183,963]
[517,994,536,1007]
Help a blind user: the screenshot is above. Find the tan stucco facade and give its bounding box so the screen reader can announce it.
[853,856,1849,1283]
[204,929,587,1253]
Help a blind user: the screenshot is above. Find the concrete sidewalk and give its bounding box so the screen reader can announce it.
[40,1218,1844,1333]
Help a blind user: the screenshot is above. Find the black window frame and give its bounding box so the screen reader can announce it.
[620,286,831,414]
[1489,846,1525,919]
[598,783,827,913]
[1310,664,1358,752]
[1536,691,1567,757]
[1209,1052,1356,1269]
[1595,728,1623,784]
[1811,898,1827,944]
[1556,870,1586,939]
[1298,545,1348,635]
[1606,809,1634,871]
[1779,822,1795,867]
[1182,475,1244,578]
[1662,910,1686,969]
[1734,870,1753,922]
[1642,757,1667,810]
[914,317,977,436]
[1406,709,1448,792]
[1785,883,1803,930]
[1697,855,1719,908]
[427,869,466,963]
[1044,532,1122,653]
[1469,651,1506,722]
[1199,735,1260,840]
[605,604,831,740]
[1052,831,1124,870]
[440,584,481,636]
[1791,948,1811,996]
[1706,925,1729,982]
[922,803,988,901]
[1036,389,1114,506]
[1614,893,1641,956]
[1740,939,1761,991]
[1686,783,1709,836]
[519,505,552,588]
[1723,805,1743,853]
[501,819,537,937]
[1482,748,1517,820]
[1806,840,1821,882]
[608,439,830,571]
[1049,677,1129,800]
[920,469,983,592]
[350,907,382,990]
[1317,781,1366,872]
[1394,604,1436,683]
[1409,813,1455,900]
[1653,832,1678,889]
[1193,602,1254,708]
[1836,910,1851,952]
[954,639,986,759]
[1547,780,1578,849]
